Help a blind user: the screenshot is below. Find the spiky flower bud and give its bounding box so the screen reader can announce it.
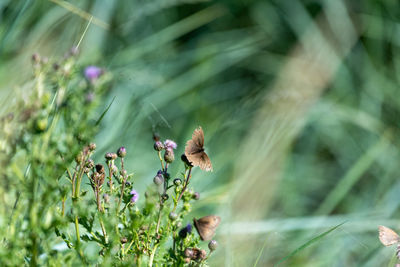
[117,146,126,158]
[184,248,194,258]
[164,148,175,163]
[173,178,182,186]
[105,152,117,161]
[89,143,96,151]
[193,192,200,200]
[86,159,94,169]
[169,212,178,221]
[154,141,164,151]
[153,174,164,185]
[162,193,169,201]
[208,240,218,251]
[179,223,192,238]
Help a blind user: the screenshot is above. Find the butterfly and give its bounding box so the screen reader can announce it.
[185,126,213,172]
[193,215,221,241]
[379,225,400,246]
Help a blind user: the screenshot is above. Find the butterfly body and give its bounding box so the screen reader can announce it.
[185,127,213,172]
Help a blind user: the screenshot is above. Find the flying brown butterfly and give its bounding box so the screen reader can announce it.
[185,126,213,172]
[379,225,400,246]
[193,215,221,241]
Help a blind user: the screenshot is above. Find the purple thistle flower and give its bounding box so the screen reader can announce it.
[84,66,103,81]
[164,139,177,150]
[130,189,139,203]
[179,223,192,238]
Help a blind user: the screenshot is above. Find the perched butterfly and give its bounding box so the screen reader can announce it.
[184,126,213,172]
[379,225,400,246]
[193,215,221,241]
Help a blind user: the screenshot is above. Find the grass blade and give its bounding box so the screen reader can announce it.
[253,234,269,267]
[95,96,115,126]
[274,222,345,266]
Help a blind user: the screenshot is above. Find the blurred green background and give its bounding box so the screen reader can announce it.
[1,0,400,266]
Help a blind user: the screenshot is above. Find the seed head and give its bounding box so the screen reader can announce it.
[193,192,200,200]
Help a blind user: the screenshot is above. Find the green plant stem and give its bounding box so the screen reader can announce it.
[100,219,108,243]
[107,161,113,192]
[157,151,165,171]
[117,158,126,213]
[155,201,164,234]
[172,167,192,212]
[148,243,159,267]
[75,215,80,246]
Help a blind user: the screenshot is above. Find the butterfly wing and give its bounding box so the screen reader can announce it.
[192,126,204,148]
[379,225,400,246]
[194,215,221,241]
[198,152,213,172]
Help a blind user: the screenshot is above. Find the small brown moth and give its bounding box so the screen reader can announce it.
[193,215,221,241]
[184,126,213,172]
[378,225,400,246]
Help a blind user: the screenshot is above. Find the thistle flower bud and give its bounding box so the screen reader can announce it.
[208,240,218,251]
[193,192,200,200]
[75,152,84,164]
[86,159,94,169]
[117,146,126,158]
[153,174,164,185]
[169,212,178,221]
[184,248,194,258]
[173,178,182,186]
[32,53,40,64]
[164,148,175,163]
[154,141,164,151]
[125,181,131,187]
[179,223,192,238]
[120,169,127,177]
[105,152,117,161]
[162,193,169,201]
[120,237,128,244]
[89,143,96,151]
[198,249,207,260]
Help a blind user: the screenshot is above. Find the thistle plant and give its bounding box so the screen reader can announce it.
[0,49,219,266]
[58,133,220,266]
